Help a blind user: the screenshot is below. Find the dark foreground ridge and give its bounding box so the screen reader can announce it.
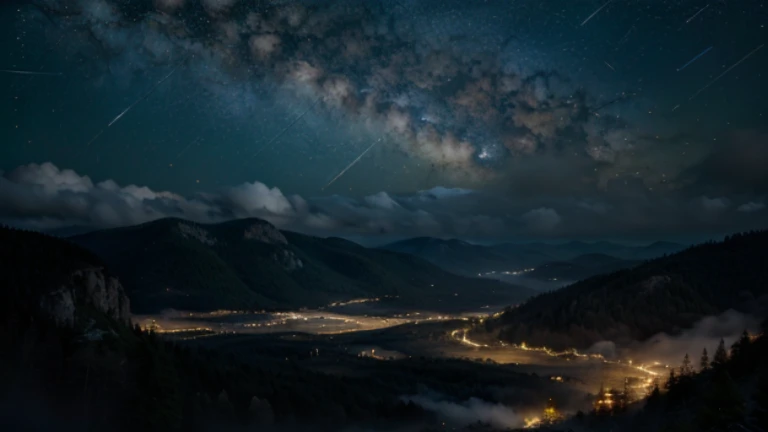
[483,231,768,350]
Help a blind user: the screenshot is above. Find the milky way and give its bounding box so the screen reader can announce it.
[1,0,766,240]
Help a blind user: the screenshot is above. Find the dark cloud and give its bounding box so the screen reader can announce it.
[680,131,768,196]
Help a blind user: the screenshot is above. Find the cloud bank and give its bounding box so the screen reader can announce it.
[3,162,767,240]
[0,162,504,239]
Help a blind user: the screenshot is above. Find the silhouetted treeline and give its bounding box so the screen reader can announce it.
[570,320,768,432]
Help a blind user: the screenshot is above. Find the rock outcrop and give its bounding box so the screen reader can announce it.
[178,222,217,245]
[244,222,288,245]
[273,249,303,272]
[40,267,131,327]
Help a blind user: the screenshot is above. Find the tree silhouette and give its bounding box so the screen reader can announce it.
[695,371,745,430]
[680,353,693,376]
[730,330,751,360]
[700,348,709,371]
[712,339,729,367]
[665,369,678,390]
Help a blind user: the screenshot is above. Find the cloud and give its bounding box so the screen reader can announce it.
[699,196,730,212]
[737,201,766,213]
[364,192,400,210]
[402,395,522,429]
[417,186,474,201]
[521,207,561,232]
[627,310,762,366]
[0,162,493,239]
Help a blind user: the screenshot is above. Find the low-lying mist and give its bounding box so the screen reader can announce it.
[588,309,762,365]
[402,394,524,429]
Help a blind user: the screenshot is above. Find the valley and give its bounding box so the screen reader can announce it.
[3,223,767,432]
[139,297,672,426]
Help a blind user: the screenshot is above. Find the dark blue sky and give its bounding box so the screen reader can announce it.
[0,0,766,242]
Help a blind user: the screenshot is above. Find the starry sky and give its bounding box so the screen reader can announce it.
[0,0,766,243]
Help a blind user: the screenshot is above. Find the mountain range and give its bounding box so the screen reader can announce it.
[380,237,685,277]
[70,218,533,313]
[522,253,641,282]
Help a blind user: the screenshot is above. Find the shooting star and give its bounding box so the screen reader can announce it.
[591,92,636,116]
[176,137,202,160]
[322,138,382,190]
[581,0,613,27]
[604,61,616,71]
[86,66,179,146]
[108,67,178,127]
[676,46,713,72]
[684,4,709,25]
[1,69,63,76]
[688,44,765,101]
[672,104,681,112]
[249,96,322,160]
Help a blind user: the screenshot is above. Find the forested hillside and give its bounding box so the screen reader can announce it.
[482,231,768,350]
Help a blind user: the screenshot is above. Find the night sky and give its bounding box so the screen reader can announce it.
[1,0,766,243]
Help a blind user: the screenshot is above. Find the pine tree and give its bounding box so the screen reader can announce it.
[695,371,745,430]
[700,348,710,371]
[730,330,751,359]
[680,353,693,376]
[713,339,729,367]
[665,368,677,390]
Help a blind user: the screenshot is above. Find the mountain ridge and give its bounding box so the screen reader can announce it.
[479,231,768,350]
[70,217,534,313]
[381,236,685,277]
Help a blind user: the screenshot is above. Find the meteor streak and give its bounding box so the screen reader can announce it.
[86,66,179,147]
[0,69,63,76]
[322,138,382,190]
[676,46,713,72]
[688,44,764,101]
[108,67,179,127]
[581,0,613,27]
[250,96,322,159]
[684,4,709,25]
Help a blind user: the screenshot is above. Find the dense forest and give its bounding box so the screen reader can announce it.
[482,231,768,350]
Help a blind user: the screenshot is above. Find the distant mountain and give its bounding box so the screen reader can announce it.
[71,218,533,313]
[524,253,640,282]
[380,237,542,276]
[381,237,685,277]
[43,224,97,238]
[492,240,686,262]
[480,231,768,350]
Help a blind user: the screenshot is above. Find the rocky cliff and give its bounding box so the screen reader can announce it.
[39,267,131,327]
[0,226,132,329]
